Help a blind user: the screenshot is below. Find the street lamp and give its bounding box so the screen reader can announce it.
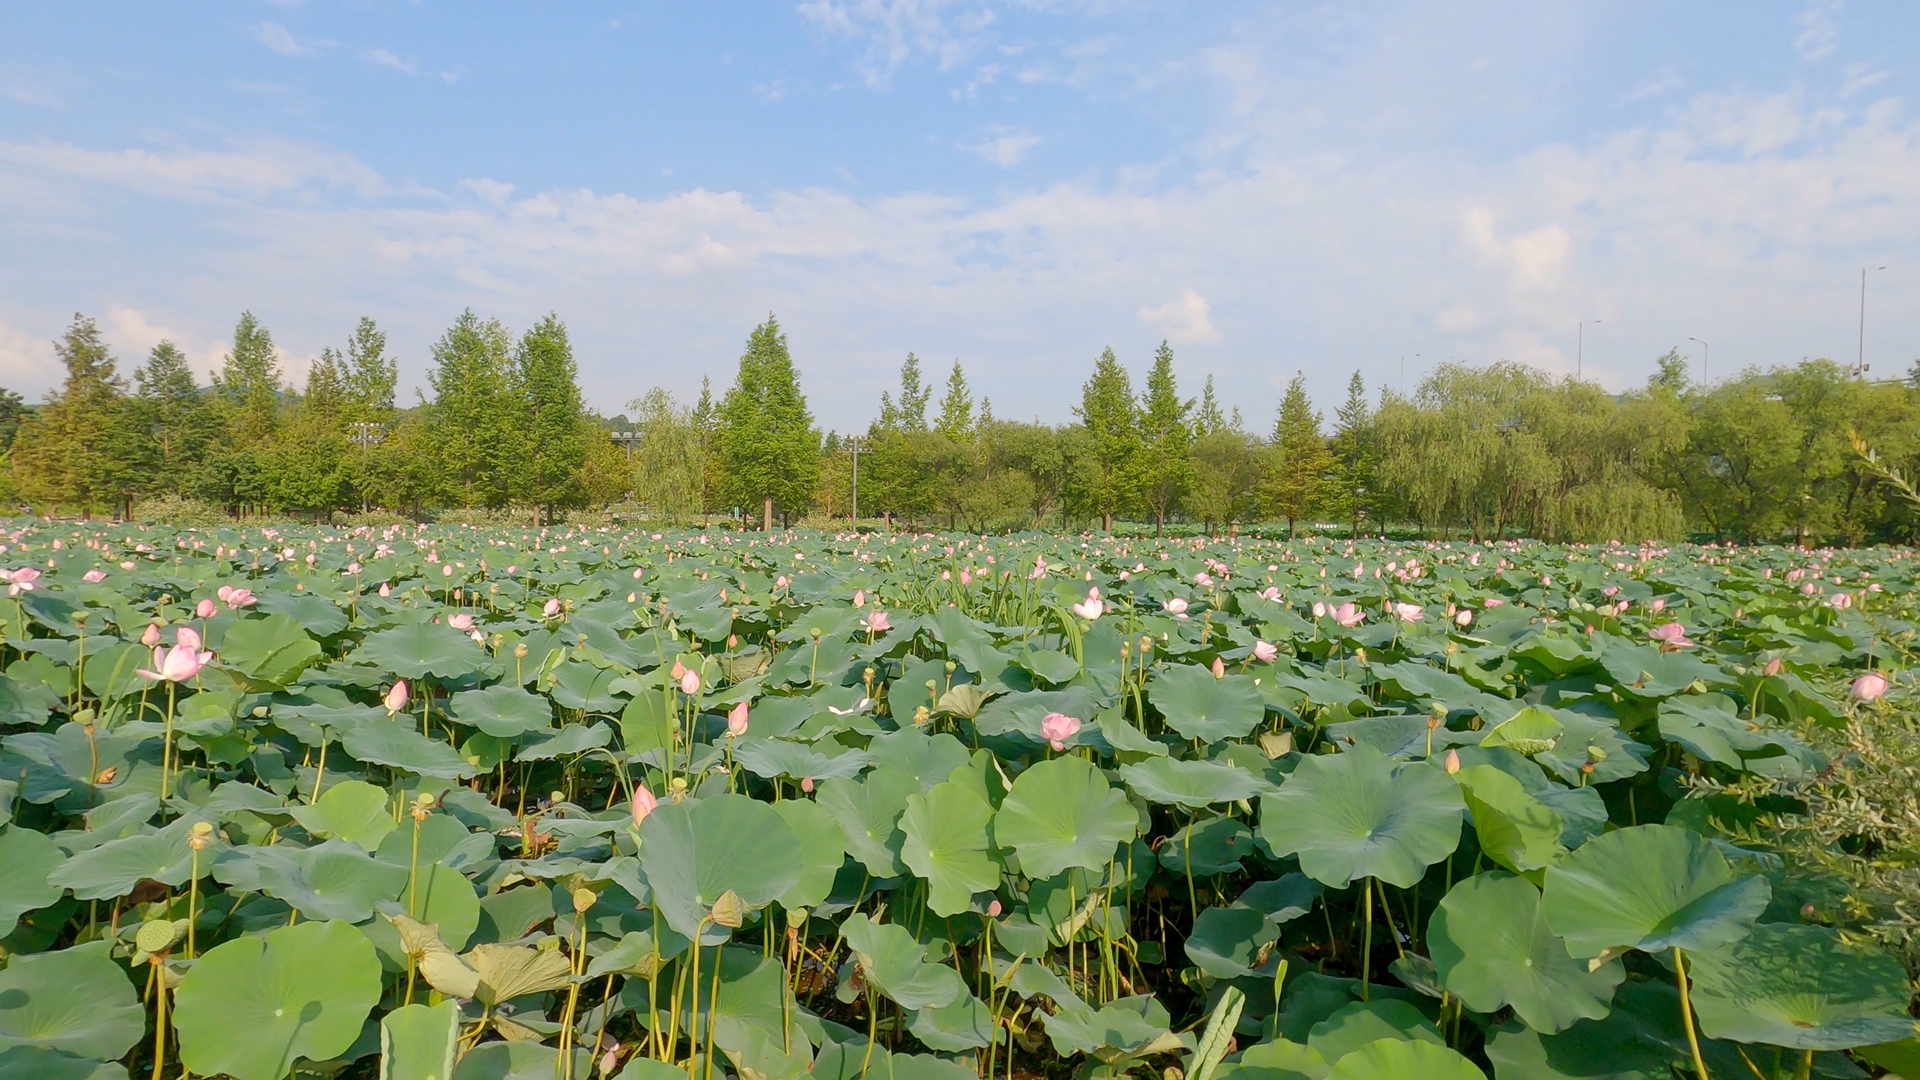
[1689,337,1709,384]
[1858,266,1887,378]
[1578,319,1601,379]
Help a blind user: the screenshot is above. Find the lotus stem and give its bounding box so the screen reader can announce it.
[160,681,177,803]
[1673,947,1710,1080]
[1360,876,1373,1002]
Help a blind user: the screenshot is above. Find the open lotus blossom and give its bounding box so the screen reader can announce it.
[1333,602,1365,627]
[827,697,873,716]
[1482,597,1504,608]
[82,569,106,583]
[2,568,39,595]
[196,598,218,619]
[1852,671,1889,701]
[1252,640,1279,663]
[1392,602,1425,622]
[1040,712,1081,751]
[1828,592,1853,610]
[680,669,701,695]
[726,700,750,737]
[862,610,892,634]
[1649,622,1694,648]
[385,681,410,714]
[216,585,256,608]
[1193,571,1214,587]
[631,784,658,827]
[1071,594,1104,620]
[1163,597,1189,617]
[137,633,214,683]
[449,612,475,631]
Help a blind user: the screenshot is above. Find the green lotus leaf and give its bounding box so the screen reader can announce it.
[219,613,323,690]
[173,919,383,1080]
[1307,1001,1443,1065]
[452,1042,591,1080]
[770,799,846,910]
[549,661,628,713]
[379,1000,459,1080]
[514,721,612,761]
[1014,647,1081,685]
[351,621,489,679]
[1042,997,1184,1061]
[992,754,1139,880]
[900,780,998,916]
[1159,816,1258,876]
[449,684,552,737]
[867,729,971,791]
[908,993,996,1052]
[638,793,803,941]
[1542,824,1769,958]
[222,839,408,923]
[1480,705,1563,756]
[0,1047,129,1080]
[1326,1039,1485,1080]
[1482,1016,1680,1080]
[1185,904,1280,979]
[1428,872,1623,1033]
[817,767,918,877]
[1150,666,1266,741]
[1684,923,1916,1050]
[733,739,872,783]
[253,591,349,638]
[1226,1039,1329,1080]
[1257,745,1464,888]
[0,949,144,1059]
[1453,765,1565,873]
[341,719,480,779]
[398,862,483,951]
[45,828,194,901]
[841,913,965,1009]
[0,826,65,936]
[971,687,1098,743]
[290,778,400,848]
[1657,694,1823,778]
[1119,756,1272,808]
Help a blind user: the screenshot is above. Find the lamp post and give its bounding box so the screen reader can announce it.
[1688,337,1709,384]
[841,436,865,525]
[1578,319,1601,379]
[1858,266,1887,378]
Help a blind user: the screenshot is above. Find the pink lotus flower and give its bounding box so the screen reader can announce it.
[3,568,39,595]
[1211,656,1227,678]
[1828,592,1853,610]
[385,681,410,714]
[631,784,658,827]
[853,590,866,608]
[1040,712,1081,751]
[543,598,562,618]
[1454,609,1473,627]
[1852,672,1889,701]
[1194,571,1214,587]
[1163,597,1189,617]
[82,569,106,583]
[196,598,218,619]
[862,610,892,634]
[960,569,973,586]
[378,582,391,597]
[1763,657,1783,677]
[987,899,1002,918]
[137,634,214,683]
[1311,601,1327,618]
[1482,598,1504,608]
[726,700,750,737]
[449,612,475,631]
[800,776,814,793]
[1392,602,1425,623]
[141,624,162,647]
[1444,749,1461,775]
[1649,622,1694,648]
[670,659,686,681]
[1259,586,1281,601]
[1252,640,1278,663]
[680,670,701,695]
[1072,595,1103,620]
[1333,602,1364,627]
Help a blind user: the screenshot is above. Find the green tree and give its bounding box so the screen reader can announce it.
[341,317,397,426]
[878,353,931,433]
[1329,371,1376,537]
[718,314,820,529]
[625,387,707,524]
[129,342,218,497]
[1188,423,1261,535]
[1194,374,1226,438]
[426,310,517,508]
[1073,347,1141,531]
[934,360,975,441]
[0,388,33,454]
[213,311,282,446]
[512,313,590,523]
[11,314,135,516]
[1261,373,1334,537]
[1134,341,1194,535]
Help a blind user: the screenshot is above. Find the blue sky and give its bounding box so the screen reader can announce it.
[2,1,1917,430]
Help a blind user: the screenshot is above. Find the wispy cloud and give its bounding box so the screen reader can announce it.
[1138,289,1219,343]
[250,21,323,58]
[962,129,1040,166]
[363,48,420,77]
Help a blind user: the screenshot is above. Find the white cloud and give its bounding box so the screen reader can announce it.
[0,139,388,201]
[364,49,420,77]
[1463,209,1571,292]
[0,318,54,387]
[798,0,1001,88]
[103,307,228,379]
[251,22,320,58]
[1434,306,1481,333]
[963,130,1040,166]
[1138,289,1219,343]
[1795,1,1842,60]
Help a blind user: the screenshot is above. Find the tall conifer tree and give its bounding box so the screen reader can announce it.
[1074,347,1141,532]
[1262,372,1335,537]
[513,313,590,523]
[718,315,820,528]
[12,314,134,515]
[1135,341,1194,535]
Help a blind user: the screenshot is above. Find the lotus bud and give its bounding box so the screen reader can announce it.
[631,784,658,827]
[726,700,750,737]
[670,659,686,680]
[1444,749,1461,775]
[680,669,701,695]
[1763,657,1782,677]
[196,598,217,618]
[384,681,410,715]
[1852,672,1889,701]
[987,899,1002,918]
[801,776,815,793]
[543,598,562,618]
[572,887,598,915]
[141,623,162,647]
[379,582,391,597]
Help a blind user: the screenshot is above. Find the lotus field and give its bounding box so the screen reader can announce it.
[0,522,1917,1080]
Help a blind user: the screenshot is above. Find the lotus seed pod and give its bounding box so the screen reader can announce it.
[136,919,177,955]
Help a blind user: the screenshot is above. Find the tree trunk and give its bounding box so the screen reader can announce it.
[1102,512,1113,533]
[762,496,774,531]
[1155,510,1164,537]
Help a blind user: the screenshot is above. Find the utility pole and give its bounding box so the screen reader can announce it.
[1689,337,1710,384]
[1578,319,1601,379]
[841,435,864,525]
[1858,266,1887,378]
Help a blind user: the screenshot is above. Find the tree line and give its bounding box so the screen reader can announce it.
[7,309,1918,543]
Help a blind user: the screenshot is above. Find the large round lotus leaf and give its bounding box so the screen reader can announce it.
[1542,824,1769,958]
[351,621,489,679]
[218,613,323,689]
[253,591,349,638]
[1307,1001,1442,1065]
[514,722,612,761]
[0,1047,127,1080]
[817,767,918,877]
[1684,923,1916,1050]
[1257,745,1464,888]
[452,1042,591,1080]
[1159,816,1258,876]
[1482,1016,1679,1080]
[449,684,552,737]
[1428,872,1623,1033]
[900,780,998,916]
[290,779,401,849]
[992,755,1139,880]
[1149,666,1266,741]
[1230,1039,1329,1080]
[379,1000,459,1080]
[234,840,409,923]
[0,827,65,936]
[840,914,965,1010]
[770,799,846,910]
[638,793,803,941]
[341,720,479,779]
[734,738,873,783]
[0,948,144,1058]
[549,661,627,713]
[174,918,383,1080]
[867,729,971,791]
[1326,1039,1485,1080]
[1453,764,1564,873]
[1185,903,1280,979]
[1119,756,1272,808]
[909,993,996,1052]
[399,862,482,950]
[45,829,193,901]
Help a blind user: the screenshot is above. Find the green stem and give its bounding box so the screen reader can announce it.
[1674,947,1710,1080]
[1360,878,1373,1002]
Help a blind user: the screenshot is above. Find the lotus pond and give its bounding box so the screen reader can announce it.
[0,523,1914,1080]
